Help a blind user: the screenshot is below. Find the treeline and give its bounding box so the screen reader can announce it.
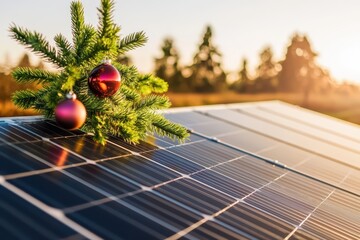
[0,54,44,102]
[1,25,359,104]
[153,25,360,100]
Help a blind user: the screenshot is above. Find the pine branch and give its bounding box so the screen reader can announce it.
[12,68,60,84]
[114,63,139,86]
[97,0,116,39]
[137,74,168,94]
[150,114,189,141]
[12,90,38,109]
[71,1,85,48]
[9,25,64,67]
[135,94,171,110]
[119,31,148,53]
[54,34,74,65]
[76,25,97,64]
[120,86,140,102]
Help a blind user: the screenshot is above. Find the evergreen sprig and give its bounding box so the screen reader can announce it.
[10,0,189,144]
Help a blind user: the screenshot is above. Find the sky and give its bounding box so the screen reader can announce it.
[1,0,360,83]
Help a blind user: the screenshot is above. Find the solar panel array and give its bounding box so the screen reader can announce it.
[0,101,359,239]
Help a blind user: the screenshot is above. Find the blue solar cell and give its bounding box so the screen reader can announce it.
[99,155,181,187]
[67,200,174,239]
[107,135,159,153]
[192,169,254,199]
[64,164,140,196]
[122,191,203,232]
[0,144,49,176]
[0,123,39,143]
[9,170,107,209]
[181,218,250,240]
[20,121,82,138]
[142,149,205,174]
[219,130,278,152]
[52,136,131,160]
[212,155,286,188]
[214,202,295,239]
[16,141,85,166]
[154,178,236,215]
[245,186,313,225]
[167,140,244,167]
[0,186,80,239]
[152,133,204,146]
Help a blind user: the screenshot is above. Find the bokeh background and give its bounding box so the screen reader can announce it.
[1,0,360,124]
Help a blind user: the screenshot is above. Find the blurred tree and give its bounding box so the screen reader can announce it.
[0,53,42,102]
[231,58,250,92]
[278,34,318,92]
[154,38,185,92]
[278,34,332,106]
[187,26,227,92]
[253,47,278,92]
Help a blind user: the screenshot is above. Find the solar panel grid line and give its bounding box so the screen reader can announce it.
[312,209,360,236]
[53,149,218,212]
[61,187,145,214]
[238,107,360,154]
[262,101,360,142]
[183,220,256,240]
[0,125,38,143]
[285,171,349,240]
[116,196,189,235]
[0,181,100,240]
[305,206,360,238]
[2,116,358,204]
[0,124,266,238]
[284,187,337,240]
[167,158,303,239]
[4,152,201,238]
[257,105,360,145]
[187,125,359,238]
[142,150,205,175]
[51,136,132,161]
[165,200,241,240]
[0,140,65,172]
[1,102,360,239]
[18,121,79,139]
[191,170,256,199]
[0,187,83,240]
[68,199,177,239]
[3,162,87,181]
[199,108,360,170]
[209,202,295,239]
[188,120,360,198]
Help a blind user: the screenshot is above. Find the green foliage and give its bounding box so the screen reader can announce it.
[10,0,189,144]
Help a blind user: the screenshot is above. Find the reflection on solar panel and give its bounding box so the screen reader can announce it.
[0,101,359,239]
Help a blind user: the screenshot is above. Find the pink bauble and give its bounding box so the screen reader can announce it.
[55,95,86,130]
[88,61,121,97]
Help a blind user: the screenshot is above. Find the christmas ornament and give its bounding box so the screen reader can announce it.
[55,92,86,130]
[88,60,121,97]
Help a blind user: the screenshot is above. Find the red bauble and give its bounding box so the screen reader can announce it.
[88,60,121,97]
[55,93,86,130]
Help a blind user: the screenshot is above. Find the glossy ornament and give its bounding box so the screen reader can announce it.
[55,92,86,130]
[88,60,121,97]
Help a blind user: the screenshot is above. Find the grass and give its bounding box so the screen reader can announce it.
[1,91,360,125]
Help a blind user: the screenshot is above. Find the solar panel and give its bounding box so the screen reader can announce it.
[0,100,359,239]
